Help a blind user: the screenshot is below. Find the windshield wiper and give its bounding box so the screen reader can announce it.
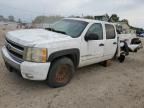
[45,27,54,31]
[54,30,67,35]
[45,27,67,35]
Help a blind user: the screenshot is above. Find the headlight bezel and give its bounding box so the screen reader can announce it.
[24,47,48,63]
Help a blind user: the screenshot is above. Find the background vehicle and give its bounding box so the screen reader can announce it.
[140,33,144,37]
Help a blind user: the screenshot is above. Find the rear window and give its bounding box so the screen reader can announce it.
[105,24,116,39]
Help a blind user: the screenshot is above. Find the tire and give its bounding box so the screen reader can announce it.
[122,41,129,56]
[118,55,125,63]
[47,57,75,88]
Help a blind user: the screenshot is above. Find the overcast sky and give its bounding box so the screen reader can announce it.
[0,0,144,28]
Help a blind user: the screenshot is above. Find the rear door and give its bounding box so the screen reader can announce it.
[104,24,117,57]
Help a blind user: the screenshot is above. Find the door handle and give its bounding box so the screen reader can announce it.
[99,43,104,46]
[113,42,117,45]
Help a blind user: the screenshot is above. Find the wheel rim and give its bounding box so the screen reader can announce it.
[55,64,70,83]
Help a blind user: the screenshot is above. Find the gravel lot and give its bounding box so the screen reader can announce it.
[0,29,144,108]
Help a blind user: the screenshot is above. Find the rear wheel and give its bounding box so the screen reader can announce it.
[118,54,125,63]
[47,57,75,88]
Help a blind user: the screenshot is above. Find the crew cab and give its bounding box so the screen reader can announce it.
[1,18,141,88]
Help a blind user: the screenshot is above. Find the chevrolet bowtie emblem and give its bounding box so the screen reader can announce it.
[7,44,11,50]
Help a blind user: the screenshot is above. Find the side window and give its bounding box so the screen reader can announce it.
[86,23,103,40]
[105,24,116,39]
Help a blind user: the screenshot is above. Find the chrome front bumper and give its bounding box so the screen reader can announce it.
[1,46,51,81]
[1,46,21,71]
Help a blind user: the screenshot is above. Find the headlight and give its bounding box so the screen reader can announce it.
[24,47,47,63]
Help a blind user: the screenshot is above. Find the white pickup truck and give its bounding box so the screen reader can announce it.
[1,18,142,88]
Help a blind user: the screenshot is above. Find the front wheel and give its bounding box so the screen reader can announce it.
[47,57,75,88]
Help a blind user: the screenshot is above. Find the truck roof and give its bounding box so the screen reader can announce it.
[65,18,114,25]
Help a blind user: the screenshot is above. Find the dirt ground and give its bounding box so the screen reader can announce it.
[0,29,144,108]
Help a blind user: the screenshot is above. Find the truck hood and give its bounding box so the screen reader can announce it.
[6,29,71,46]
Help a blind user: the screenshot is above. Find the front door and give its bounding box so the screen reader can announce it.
[81,23,104,63]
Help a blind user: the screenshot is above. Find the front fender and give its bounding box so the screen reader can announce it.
[48,48,80,67]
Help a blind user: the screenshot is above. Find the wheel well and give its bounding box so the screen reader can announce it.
[48,49,80,68]
[51,54,79,68]
[66,54,78,68]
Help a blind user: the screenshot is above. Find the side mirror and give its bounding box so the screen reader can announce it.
[85,33,99,41]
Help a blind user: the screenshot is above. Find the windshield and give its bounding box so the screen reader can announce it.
[47,19,88,38]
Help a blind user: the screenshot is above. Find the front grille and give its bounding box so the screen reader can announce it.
[6,39,24,51]
[5,38,24,62]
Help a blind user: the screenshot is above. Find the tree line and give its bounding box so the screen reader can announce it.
[0,15,22,23]
[32,14,144,34]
